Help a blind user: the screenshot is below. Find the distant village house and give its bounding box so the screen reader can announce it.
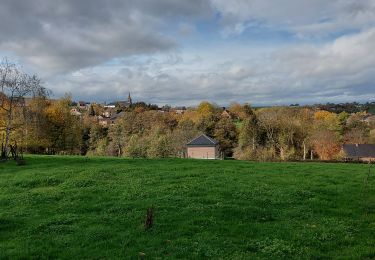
[186,134,221,159]
[342,144,375,162]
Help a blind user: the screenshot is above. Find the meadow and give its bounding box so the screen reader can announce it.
[0,156,374,259]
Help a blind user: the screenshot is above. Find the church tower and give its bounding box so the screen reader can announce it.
[127,92,132,105]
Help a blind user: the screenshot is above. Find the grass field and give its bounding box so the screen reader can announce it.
[0,156,375,259]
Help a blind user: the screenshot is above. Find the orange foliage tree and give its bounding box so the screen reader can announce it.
[312,129,341,160]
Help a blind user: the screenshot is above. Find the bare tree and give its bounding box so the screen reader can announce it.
[0,58,44,159]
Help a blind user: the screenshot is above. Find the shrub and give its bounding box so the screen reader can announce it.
[256,147,277,162]
[124,135,148,158]
[234,146,277,161]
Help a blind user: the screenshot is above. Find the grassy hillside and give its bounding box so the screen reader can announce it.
[0,156,374,259]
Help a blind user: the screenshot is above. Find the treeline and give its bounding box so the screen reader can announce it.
[3,95,375,161]
[311,102,375,114]
[236,107,374,161]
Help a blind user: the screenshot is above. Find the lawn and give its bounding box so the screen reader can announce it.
[0,156,374,259]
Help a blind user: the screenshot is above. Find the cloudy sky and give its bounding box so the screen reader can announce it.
[1,0,375,106]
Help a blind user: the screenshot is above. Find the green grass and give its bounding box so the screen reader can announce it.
[0,156,375,259]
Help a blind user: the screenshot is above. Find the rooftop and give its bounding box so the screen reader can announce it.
[343,144,375,158]
[187,134,219,147]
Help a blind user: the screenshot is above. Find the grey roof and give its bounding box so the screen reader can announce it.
[110,111,125,120]
[343,144,375,158]
[187,134,219,146]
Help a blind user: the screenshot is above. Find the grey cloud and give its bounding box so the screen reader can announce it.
[210,0,375,36]
[0,0,211,74]
[50,28,375,106]
[2,0,374,105]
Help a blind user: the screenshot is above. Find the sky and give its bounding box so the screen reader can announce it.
[1,0,375,106]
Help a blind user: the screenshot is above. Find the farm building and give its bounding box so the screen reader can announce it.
[342,144,375,162]
[186,134,221,159]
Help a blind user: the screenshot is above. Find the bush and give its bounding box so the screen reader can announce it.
[234,146,277,161]
[86,138,108,156]
[124,135,148,158]
[280,147,299,161]
[233,146,257,160]
[147,135,171,158]
[256,147,277,161]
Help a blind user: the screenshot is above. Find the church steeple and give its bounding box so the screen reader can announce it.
[127,92,132,105]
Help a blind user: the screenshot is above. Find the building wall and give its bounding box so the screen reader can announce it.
[359,157,375,162]
[187,146,218,159]
[344,157,375,162]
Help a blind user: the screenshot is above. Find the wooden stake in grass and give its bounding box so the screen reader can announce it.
[144,207,154,230]
[139,252,146,259]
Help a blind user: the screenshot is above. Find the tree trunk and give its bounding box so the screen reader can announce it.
[280,147,285,161]
[303,141,306,161]
[252,136,255,151]
[118,144,122,157]
[4,105,13,158]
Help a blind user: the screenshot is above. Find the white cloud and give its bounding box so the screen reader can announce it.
[210,0,375,36]
[1,0,374,105]
[49,28,375,106]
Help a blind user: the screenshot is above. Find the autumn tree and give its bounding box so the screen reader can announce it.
[233,114,261,160]
[214,117,238,157]
[312,129,341,160]
[169,120,199,157]
[88,123,108,155]
[313,110,341,132]
[124,134,148,158]
[45,95,82,154]
[108,122,126,156]
[197,101,216,116]
[23,91,51,153]
[147,132,171,158]
[0,59,45,159]
[228,102,254,121]
[297,108,314,160]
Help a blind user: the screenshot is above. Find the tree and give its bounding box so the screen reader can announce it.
[343,128,368,144]
[214,117,238,157]
[108,122,126,156]
[23,92,51,153]
[88,123,108,154]
[314,110,341,132]
[45,95,82,154]
[233,114,260,160]
[0,58,45,159]
[197,114,217,137]
[169,120,199,157]
[147,134,171,158]
[88,104,96,116]
[297,108,314,160]
[344,112,370,142]
[197,101,215,117]
[312,129,340,160]
[238,115,259,150]
[369,129,375,144]
[229,102,254,120]
[257,108,279,148]
[124,134,148,158]
[276,108,300,160]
